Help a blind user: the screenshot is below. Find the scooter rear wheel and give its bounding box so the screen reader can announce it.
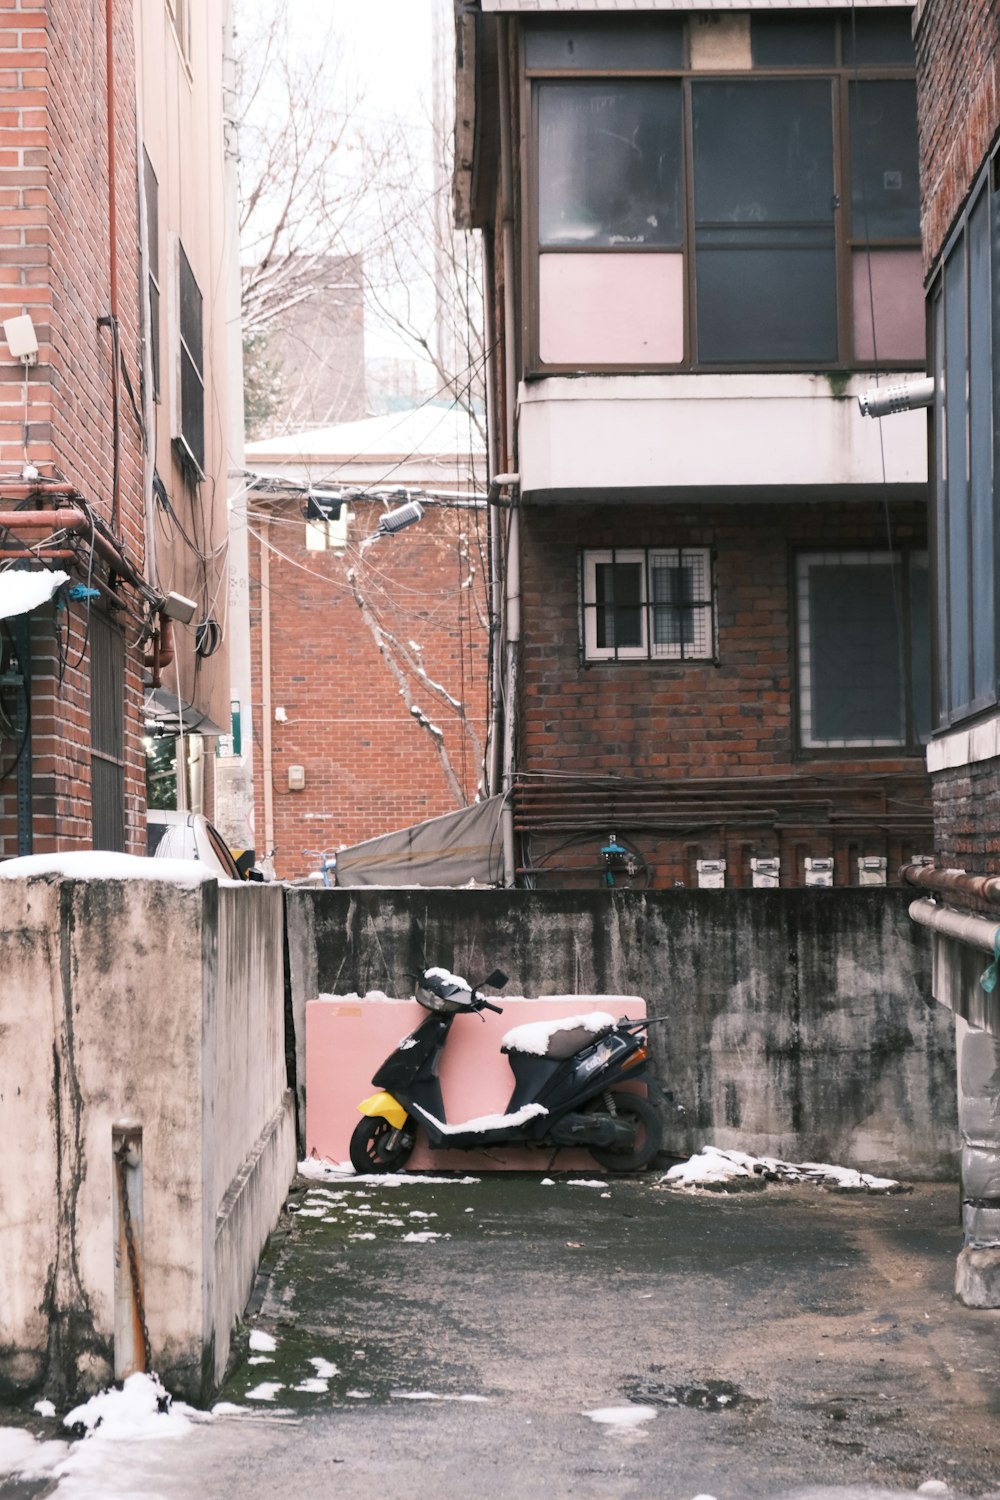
[587,1091,662,1172]
[350,1114,416,1175]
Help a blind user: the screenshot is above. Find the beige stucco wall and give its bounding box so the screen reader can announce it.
[0,874,295,1403]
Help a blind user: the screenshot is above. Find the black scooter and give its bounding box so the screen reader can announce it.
[350,965,669,1174]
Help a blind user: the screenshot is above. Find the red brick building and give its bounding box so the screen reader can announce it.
[0,3,236,859]
[456,0,933,890]
[245,408,489,881]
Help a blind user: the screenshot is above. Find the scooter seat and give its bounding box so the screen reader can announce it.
[501,1012,616,1061]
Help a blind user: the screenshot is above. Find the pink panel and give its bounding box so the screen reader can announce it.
[306,993,647,1173]
[852,249,925,363]
[539,253,684,365]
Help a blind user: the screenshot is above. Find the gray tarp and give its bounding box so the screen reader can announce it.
[334,796,506,887]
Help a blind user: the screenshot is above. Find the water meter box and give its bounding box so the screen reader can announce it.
[751,857,780,889]
[696,859,726,890]
[857,856,887,887]
[805,857,834,887]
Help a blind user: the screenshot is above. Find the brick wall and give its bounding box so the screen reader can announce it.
[514,499,932,889]
[249,496,489,880]
[916,0,1000,268]
[0,1,147,858]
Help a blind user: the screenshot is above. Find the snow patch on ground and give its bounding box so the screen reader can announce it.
[403,1230,447,1242]
[245,1382,285,1402]
[298,1158,480,1185]
[662,1146,902,1193]
[248,1330,277,1353]
[566,1179,608,1189]
[584,1404,659,1428]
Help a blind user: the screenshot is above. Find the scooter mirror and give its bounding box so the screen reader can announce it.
[485,968,508,989]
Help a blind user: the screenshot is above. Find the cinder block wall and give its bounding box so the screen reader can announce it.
[0,874,296,1404]
[287,886,958,1180]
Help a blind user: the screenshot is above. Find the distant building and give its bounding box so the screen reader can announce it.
[455,0,932,890]
[244,405,488,879]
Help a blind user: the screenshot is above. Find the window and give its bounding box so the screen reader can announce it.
[581,548,714,663]
[90,611,125,852]
[930,154,999,728]
[166,0,191,66]
[173,239,204,477]
[796,551,930,751]
[529,13,922,372]
[142,150,160,400]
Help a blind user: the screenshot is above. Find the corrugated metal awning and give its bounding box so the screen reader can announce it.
[143,688,228,738]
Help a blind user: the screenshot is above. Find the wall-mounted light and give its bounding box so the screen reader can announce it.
[858,377,935,418]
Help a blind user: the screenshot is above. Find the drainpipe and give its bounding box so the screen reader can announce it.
[497,17,520,888]
[259,518,275,870]
[133,61,157,591]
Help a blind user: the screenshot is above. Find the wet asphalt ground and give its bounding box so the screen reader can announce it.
[4,1170,1000,1500]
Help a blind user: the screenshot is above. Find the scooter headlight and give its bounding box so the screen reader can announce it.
[415,977,474,1013]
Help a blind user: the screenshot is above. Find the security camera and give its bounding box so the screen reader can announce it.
[858,377,936,418]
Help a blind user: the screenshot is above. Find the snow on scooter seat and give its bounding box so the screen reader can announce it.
[410,1100,548,1135]
[501,1012,617,1057]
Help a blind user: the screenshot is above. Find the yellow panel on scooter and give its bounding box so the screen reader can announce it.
[357,1091,408,1129]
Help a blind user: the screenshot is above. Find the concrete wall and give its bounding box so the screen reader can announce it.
[0,874,296,1404]
[287,887,957,1178]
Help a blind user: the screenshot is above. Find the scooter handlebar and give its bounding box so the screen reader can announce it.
[479,999,504,1014]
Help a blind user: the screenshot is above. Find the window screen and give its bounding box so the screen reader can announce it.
[797,552,929,749]
[143,150,160,400]
[90,610,125,852]
[583,548,714,662]
[849,81,920,239]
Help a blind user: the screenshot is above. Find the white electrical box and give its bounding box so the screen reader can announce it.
[805,857,834,887]
[288,764,306,792]
[907,854,934,868]
[857,856,887,886]
[751,857,780,888]
[696,859,726,889]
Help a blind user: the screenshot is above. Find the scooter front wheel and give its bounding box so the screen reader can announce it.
[587,1091,663,1172]
[350,1114,416,1175]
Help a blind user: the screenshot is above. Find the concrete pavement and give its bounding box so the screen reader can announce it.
[3,1170,1000,1499]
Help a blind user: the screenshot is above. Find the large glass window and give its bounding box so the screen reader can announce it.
[529,13,921,371]
[796,552,930,751]
[175,240,205,476]
[931,161,1000,727]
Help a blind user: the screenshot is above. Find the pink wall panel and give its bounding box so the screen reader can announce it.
[539,253,685,365]
[852,249,925,362]
[306,993,646,1173]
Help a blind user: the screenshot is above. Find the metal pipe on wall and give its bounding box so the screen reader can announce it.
[259,519,276,873]
[497,16,520,888]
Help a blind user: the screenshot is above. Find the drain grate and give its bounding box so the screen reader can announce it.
[624,1375,759,1411]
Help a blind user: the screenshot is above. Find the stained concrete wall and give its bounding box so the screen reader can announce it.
[0,874,296,1403]
[287,887,957,1177]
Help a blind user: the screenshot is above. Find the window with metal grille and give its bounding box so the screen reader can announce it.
[581,548,714,662]
[90,611,126,851]
[795,550,930,751]
[174,240,205,476]
[143,149,160,401]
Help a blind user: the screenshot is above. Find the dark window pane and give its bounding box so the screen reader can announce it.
[932,289,948,722]
[751,15,835,67]
[909,555,932,744]
[849,81,920,239]
[807,562,904,743]
[526,18,684,71]
[693,80,835,225]
[969,191,994,703]
[595,562,642,649]
[944,243,970,711]
[149,279,160,402]
[181,348,205,471]
[143,149,159,280]
[693,80,836,362]
[178,242,203,375]
[651,562,694,647]
[842,11,915,67]
[696,233,837,362]
[538,82,683,247]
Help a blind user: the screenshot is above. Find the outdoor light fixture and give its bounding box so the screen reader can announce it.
[305,488,344,522]
[377,499,424,536]
[858,377,935,418]
[3,313,38,366]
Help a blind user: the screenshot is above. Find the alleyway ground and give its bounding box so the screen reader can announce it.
[3,1171,1000,1500]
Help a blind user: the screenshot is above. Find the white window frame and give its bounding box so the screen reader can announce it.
[581,547,714,663]
[166,0,192,69]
